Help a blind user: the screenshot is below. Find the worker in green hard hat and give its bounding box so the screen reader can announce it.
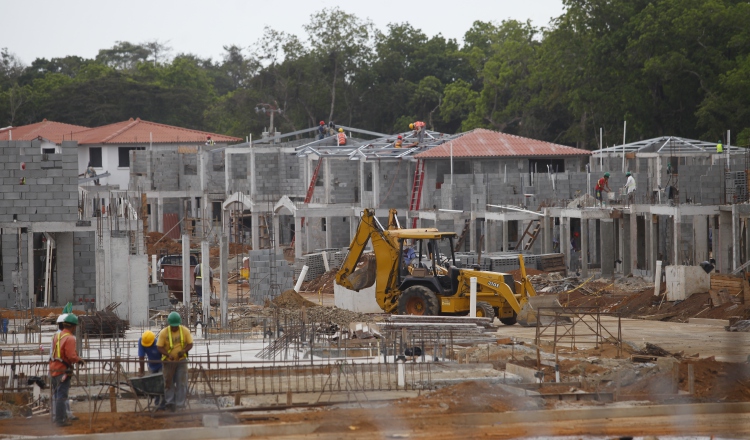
[594,172,612,205]
[156,312,193,411]
[49,313,84,426]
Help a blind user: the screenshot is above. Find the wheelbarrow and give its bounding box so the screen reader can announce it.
[129,372,164,412]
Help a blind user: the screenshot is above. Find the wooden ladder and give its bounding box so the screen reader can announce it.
[409,159,425,228]
[514,219,541,251]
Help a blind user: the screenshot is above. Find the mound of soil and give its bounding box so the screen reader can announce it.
[272,289,317,309]
[398,381,541,413]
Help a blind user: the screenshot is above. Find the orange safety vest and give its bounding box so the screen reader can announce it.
[414,121,425,129]
[395,140,403,148]
[337,132,347,145]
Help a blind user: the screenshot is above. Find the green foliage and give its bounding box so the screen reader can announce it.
[2,4,750,147]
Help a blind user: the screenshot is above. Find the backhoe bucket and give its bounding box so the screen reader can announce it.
[346,253,377,291]
[517,294,565,327]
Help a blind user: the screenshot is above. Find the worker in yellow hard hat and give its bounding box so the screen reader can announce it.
[411,121,426,143]
[337,127,347,146]
[138,330,162,376]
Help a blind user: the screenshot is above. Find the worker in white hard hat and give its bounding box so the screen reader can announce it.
[50,314,76,422]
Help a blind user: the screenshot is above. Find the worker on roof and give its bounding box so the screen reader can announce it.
[410,121,426,143]
[624,171,636,203]
[205,135,214,147]
[328,121,337,137]
[138,330,164,408]
[394,135,403,148]
[317,121,326,140]
[157,312,193,412]
[337,127,347,146]
[50,314,84,427]
[716,140,723,154]
[594,172,611,206]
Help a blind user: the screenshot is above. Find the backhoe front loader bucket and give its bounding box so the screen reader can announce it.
[346,253,377,291]
[517,294,565,327]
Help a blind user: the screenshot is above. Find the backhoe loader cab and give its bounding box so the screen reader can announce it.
[335,209,545,325]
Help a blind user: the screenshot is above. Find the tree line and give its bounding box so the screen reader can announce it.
[2,1,750,149]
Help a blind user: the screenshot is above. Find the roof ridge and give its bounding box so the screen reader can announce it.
[101,119,140,143]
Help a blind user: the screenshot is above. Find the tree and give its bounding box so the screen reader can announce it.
[95,41,151,71]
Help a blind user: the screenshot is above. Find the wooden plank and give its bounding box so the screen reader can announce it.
[743,279,750,304]
[688,318,730,327]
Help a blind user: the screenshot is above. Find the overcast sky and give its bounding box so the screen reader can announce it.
[2,0,565,65]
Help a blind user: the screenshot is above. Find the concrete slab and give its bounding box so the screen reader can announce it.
[496,316,750,362]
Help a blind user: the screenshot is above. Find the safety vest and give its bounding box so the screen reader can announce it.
[54,332,70,362]
[162,326,187,361]
[206,139,215,146]
[717,142,723,153]
[195,265,202,279]
[395,140,403,148]
[337,133,347,145]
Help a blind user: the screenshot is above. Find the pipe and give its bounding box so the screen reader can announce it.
[469,277,477,318]
[294,266,309,293]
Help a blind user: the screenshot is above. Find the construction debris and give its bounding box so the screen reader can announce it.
[79,303,130,338]
[727,320,750,332]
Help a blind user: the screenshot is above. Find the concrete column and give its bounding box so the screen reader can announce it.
[294,215,303,260]
[561,216,570,271]
[543,209,552,254]
[324,160,331,204]
[157,197,164,233]
[56,232,75,305]
[325,217,332,248]
[250,149,257,198]
[26,229,33,307]
[601,219,615,277]
[649,215,658,275]
[719,210,732,273]
[372,161,380,208]
[622,215,632,275]
[501,219,508,252]
[469,208,477,252]
[349,214,357,244]
[732,205,740,271]
[359,160,366,208]
[201,240,210,321]
[745,219,750,268]
[629,213,638,274]
[182,235,190,313]
[273,214,280,248]
[220,235,228,328]
[673,214,681,265]
[693,215,708,264]
[251,211,260,250]
[486,220,496,253]
[581,219,589,278]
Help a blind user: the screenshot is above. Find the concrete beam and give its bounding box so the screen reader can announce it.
[650,205,719,217]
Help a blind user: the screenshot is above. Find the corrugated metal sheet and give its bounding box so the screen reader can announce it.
[163,213,181,240]
[415,128,591,159]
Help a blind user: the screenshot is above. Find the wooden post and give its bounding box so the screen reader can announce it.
[688,364,695,395]
[286,390,293,406]
[672,362,680,394]
[109,386,117,413]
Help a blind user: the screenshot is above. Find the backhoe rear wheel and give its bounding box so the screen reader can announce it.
[397,285,439,316]
[475,302,495,320]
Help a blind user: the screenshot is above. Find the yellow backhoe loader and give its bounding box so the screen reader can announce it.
[335,209,558,325]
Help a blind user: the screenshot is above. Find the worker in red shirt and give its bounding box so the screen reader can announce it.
[595,172,611,205]
[337,128,347,146]
[410,121,426,143]
[49,314,84,426]
[394,135,403,148]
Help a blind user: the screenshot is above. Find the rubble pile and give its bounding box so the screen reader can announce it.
[271,289,318,309]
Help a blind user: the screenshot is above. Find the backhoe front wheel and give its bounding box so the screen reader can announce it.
[500,312,517,326]
[475,302,495,320]
[398,286,440,316]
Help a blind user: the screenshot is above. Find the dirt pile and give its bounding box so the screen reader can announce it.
[271,289,317,309]
[146,232,183,256]
[301,269,337,294]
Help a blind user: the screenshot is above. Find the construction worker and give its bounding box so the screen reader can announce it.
[394,135,403,148]
[50,313,76,422]
[717,140,723,153]
[194,258,214,302]
[595,172,611,205]
[138,330,163,408]
[157,312,193,412]
[337,128,347,146]
[317,121,326,140]
[410,121,426,143]
[624,171,636,202]
[50,314,84,427]
[205,136,215,147]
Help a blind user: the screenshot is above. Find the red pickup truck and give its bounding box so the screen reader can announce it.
[158,254,198,301]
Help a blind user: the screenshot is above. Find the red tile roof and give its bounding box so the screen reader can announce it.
[415,128,591,159]
[0,119,89,144]
[71,118,242,145]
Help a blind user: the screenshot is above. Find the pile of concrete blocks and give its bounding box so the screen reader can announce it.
[247,249,295,305]
[149,282,171,310]
[296,249,347,281]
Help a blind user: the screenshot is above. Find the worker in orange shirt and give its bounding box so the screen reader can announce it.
[337,128,347,146]
[410,121,426,143]
[49,314,84,426]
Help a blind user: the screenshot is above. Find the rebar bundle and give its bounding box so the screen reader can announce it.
[79,303,130,338]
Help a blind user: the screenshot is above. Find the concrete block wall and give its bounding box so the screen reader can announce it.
[377,160,411,209]
[73,231,97,302]
[246,249,295,305]
[328,161,359,204]
[149,282,171,310]
[0,229,29,308]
